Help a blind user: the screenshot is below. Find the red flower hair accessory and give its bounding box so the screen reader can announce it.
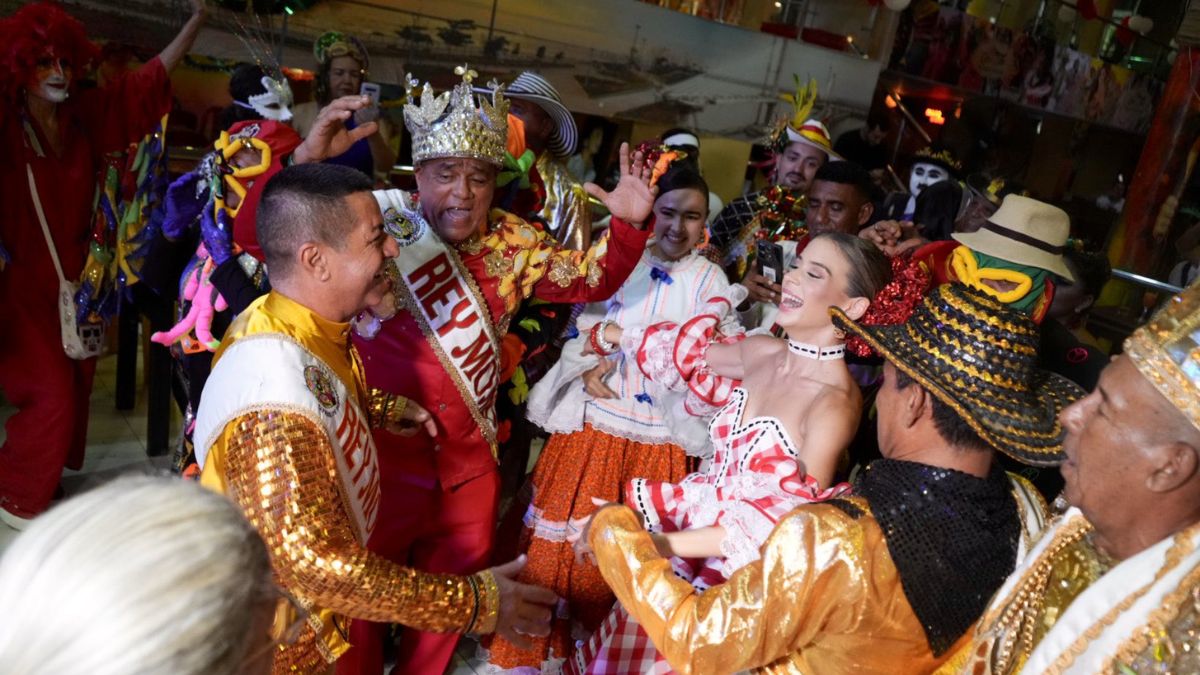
[846,254,931,358]
[634,140,686,188]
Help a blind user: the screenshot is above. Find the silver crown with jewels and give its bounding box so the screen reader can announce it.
[404,64,509,167]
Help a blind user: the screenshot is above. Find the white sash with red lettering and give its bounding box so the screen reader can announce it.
[374,189,500,451]
[194,334,380,543]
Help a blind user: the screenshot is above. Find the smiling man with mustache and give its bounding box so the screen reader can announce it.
[342,66,658,675]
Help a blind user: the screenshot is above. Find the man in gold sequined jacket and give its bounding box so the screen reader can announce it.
[580,284,1079,674]
[345,66,658,675]
[195,163,558,674]
[942,281,1200,675]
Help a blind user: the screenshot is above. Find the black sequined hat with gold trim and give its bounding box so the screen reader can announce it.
[832,283,1085,465]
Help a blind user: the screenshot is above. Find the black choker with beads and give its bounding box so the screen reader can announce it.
[786,340,844,360]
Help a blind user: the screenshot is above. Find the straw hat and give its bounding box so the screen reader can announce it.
[785,118,842,160]
[953,194,1075,281]
[832,283,1085,465]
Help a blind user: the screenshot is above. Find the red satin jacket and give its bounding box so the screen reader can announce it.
[355,208,651,489]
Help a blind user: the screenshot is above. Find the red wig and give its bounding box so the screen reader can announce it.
[0,2,99,105]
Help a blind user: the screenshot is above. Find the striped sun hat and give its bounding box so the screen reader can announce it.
[832,283,1084,466]
[785,118,841,160]
[479,71,577,157]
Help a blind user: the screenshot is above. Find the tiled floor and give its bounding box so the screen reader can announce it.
[0,352,179,555]
[448,638,486,675]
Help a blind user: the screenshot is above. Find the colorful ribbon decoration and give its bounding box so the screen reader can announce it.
[497,149,536,189]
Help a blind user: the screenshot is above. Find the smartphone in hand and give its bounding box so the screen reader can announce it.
[360,82,382,106]
[756,240,785,286]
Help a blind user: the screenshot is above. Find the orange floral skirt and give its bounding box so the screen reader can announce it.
[484,424,689,672]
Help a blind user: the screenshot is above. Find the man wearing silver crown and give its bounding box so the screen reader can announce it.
[940,280,1200,674]
[343,66,659,675]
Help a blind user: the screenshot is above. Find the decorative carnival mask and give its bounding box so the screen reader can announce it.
[909,147,962,197]
[211,125,273,217]
[950,245,1049,312]
[404,64,508,167]
[31,56,70,103]
[909,162,948,197]
[233,75,294,123]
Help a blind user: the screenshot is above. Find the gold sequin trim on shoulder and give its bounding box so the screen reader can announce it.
[548,254,583,288]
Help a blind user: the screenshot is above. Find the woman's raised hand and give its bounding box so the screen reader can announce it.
[584,143,658,228]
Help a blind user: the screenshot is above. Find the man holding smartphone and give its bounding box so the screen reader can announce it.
[292,31,397,182]
[742,161,876,329]
[708,114,837,283]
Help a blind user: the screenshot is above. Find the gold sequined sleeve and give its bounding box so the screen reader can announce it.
[221,411,498,633]
[589,504,869,674]
[521,214,650,303]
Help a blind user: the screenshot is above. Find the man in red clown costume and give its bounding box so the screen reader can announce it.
[0,0,206,529]
[342,65,659,675]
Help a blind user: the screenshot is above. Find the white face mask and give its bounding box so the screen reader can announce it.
[31,60,70,103]
[909,162,948,197]
[234,76,294,122]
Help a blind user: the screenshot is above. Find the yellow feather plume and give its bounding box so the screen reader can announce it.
[782,76,819,129]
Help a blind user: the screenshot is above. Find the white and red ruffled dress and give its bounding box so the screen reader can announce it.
[567,314,851,674]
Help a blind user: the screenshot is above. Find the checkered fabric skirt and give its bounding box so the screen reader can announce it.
[563,604,674,675]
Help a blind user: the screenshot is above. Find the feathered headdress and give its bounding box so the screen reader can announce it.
[227,15,294,122]
[784,76,819,130]
[767,75,840,159]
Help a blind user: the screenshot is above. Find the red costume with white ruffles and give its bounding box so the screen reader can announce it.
[569,315,850,675]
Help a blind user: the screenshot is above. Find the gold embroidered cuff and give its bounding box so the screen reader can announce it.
[472,570,501,634]
[367,388,409,429]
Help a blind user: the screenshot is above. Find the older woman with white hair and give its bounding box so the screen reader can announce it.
[0,476,292,674]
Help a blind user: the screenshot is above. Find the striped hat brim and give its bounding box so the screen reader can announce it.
[830,287,1083,466]
[477,73,577,157]
[784,121,842,161]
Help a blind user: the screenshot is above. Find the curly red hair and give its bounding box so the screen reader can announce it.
[0,2,98,105]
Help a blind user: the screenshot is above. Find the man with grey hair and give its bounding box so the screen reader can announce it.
[947,281,1200,674]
